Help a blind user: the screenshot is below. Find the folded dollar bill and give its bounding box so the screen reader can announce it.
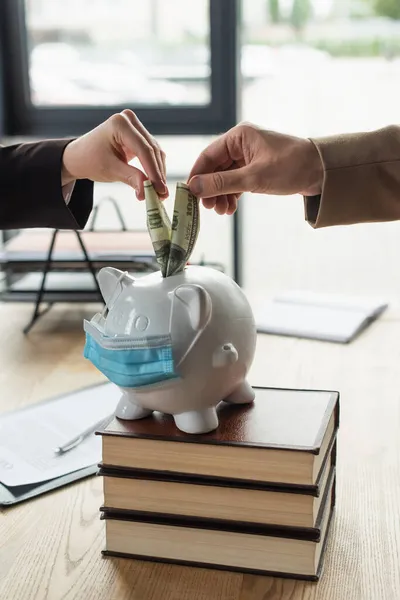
[145,181,200,277]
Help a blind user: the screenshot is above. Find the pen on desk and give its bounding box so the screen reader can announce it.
[54,414,113,455]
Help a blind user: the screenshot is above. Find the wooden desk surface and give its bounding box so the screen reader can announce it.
[1,303,399,600]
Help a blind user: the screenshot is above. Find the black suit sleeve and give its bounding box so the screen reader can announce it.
[0,139,94,230]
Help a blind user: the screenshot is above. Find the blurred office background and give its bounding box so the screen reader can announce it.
[1,0,400,329]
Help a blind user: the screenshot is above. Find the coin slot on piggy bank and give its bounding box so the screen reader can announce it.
[83,265,257,434]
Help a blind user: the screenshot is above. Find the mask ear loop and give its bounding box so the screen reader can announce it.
[94,271,129,326]
[171,294,212,369]
[175,329,205,369]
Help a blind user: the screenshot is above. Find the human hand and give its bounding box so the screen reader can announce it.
[188,122,323,215]
[61,109,168,200]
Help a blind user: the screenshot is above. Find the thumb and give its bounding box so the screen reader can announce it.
[188,166,253,198]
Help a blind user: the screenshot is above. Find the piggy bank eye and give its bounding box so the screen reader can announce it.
[134,315,149,332]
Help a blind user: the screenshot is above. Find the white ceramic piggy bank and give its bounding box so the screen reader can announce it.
[83,265,257,434]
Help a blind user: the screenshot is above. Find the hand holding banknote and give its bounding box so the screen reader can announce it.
[188,122,323,215]
[62,109,169,201]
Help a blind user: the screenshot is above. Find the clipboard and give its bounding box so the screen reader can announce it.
[0,464,98,507]
[0,381,118,508]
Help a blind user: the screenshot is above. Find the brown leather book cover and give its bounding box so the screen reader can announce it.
[97,386,339,452]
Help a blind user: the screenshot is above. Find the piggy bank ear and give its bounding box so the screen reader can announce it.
[97,267,134,309]
[172,284,212,331]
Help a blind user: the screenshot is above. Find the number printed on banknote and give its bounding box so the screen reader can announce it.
[166,183,200,277]
[144,180,200,278]
[144,180,172,277]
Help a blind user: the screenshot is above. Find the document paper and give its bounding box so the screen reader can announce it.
[0,382,120,487]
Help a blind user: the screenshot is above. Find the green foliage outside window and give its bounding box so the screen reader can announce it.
[373,0,400,20]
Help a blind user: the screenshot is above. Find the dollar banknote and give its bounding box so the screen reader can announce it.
[144,180,172,277]
[166,183,200,277]
[144,181,200,278]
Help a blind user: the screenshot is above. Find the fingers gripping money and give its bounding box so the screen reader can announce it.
[145,181,200,277]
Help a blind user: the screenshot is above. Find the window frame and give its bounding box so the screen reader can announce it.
[0,0,243,285]
[0,0,240,137]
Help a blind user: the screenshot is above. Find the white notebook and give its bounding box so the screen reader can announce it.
[253,290,388,343]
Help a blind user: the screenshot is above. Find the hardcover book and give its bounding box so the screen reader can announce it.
[101,469,336,581]
[97,386,339,488]
[98,441,336,529]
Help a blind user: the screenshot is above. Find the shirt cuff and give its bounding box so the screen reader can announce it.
[62,180,76,205]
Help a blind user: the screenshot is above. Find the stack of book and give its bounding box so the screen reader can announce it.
[97,386,339,581]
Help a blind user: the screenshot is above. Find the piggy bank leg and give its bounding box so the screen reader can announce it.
[225,380,255,405]
[174,407,218,435]
[115,392,153,421]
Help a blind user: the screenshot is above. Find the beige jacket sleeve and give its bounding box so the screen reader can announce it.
[304,125,400,228]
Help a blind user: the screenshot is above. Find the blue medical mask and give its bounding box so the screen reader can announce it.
[83,320,179,389]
